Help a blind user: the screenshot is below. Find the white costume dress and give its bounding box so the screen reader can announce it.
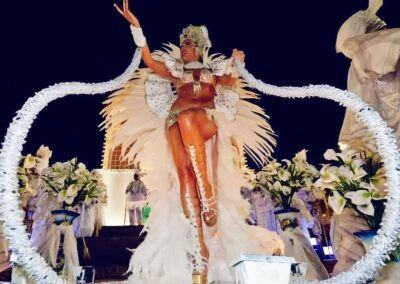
[336,2,400,147]
[101,45,284,283]
[334,1,400,279]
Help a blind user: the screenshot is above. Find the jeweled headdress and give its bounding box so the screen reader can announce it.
[179,25,212,49]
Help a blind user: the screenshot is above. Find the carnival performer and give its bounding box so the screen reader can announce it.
[103,1,284,283]
[250,187,271,229]
[125,171,148,225]
[333,0,400,276]
[337,0,400,149]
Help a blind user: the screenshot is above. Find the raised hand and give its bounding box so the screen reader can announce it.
[114,0,140,27]
[232,48,245,63]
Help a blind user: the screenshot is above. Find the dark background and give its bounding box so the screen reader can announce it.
[4,0,400,169]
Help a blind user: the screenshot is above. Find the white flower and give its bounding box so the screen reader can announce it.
[337,166,353,180]
[294,154,312,173]
[57,190,67,203]
[349,159,367,180]
[328,191,347,215]
[345,190,375,216]
[18,174,29,184]
[57,190,76,204]
[303,177,313,189]
[314,177,335,190]
[273,181,282,191]
[282,159,292,167]
[277,168,290,181]
[359,182,372,191]
[357,203,375,216]
[345,190,371,206]
[337,163,366,181]
[52,162,65,173]
[19,185,37,197]
[294,160,307,172]
[74,167,89,177]
[305,164,319,176]
[258,175,269,185]
[294,149,307,163]
[76,177,87,187]
[370,168,387,199]
[319,165,340,183]
[18,166,26,175]
[263,161,281,175]
[371,190,386,200]
[336,164,365,181]
[66,184,79,196]
[23,154,37,169]
[289,179,302,188]
[77,162,86,169]
[53,176,66,188]
[323,149,338,161]
[281,186,291,195]
[90,170,102,181]
[337,149,357,164]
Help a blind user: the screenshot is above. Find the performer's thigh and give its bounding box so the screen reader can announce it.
[195,109,217,141]
[167,124,200,205]
[167,123,190,169]
[177,109,204,145]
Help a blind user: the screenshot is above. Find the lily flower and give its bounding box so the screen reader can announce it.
[281,185,291,195]
[57,189,76,205]
[319,165,340,183]
[277,168,290,181]
[345,190,374,216]
[273,181,282,191]
[336,149,357,164]
[23,154,37,169]
[282,159,292,167]
[328,191,347,215]
[264,160,281,175]
[323,149,338,161]
[294,149,307,163]
[370,168,387,198]
[66,184,79,197]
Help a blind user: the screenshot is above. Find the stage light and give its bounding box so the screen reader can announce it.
[323,246,334,255]
[309,237,318,246]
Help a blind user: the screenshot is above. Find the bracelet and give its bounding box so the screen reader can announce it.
[130,25,146,47]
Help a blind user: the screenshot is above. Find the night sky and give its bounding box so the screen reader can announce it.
[5,0,400,170]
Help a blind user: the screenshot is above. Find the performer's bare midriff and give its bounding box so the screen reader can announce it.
[114,1,245,282]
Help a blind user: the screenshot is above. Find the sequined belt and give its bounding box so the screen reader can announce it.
[166,107,210,128]
[166,109,184,128]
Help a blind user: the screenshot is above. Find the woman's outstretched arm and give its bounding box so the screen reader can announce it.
[114,0,175,81]
[217,49,245,86]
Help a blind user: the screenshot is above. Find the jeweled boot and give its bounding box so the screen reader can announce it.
[187,143,217,226]
[182,187,209,284]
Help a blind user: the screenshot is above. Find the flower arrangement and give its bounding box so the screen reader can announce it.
[17,145,53,208]
[41,158,107,210]
[254,150,319,209]
[17,154,41,203]
[314,147,386,230]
